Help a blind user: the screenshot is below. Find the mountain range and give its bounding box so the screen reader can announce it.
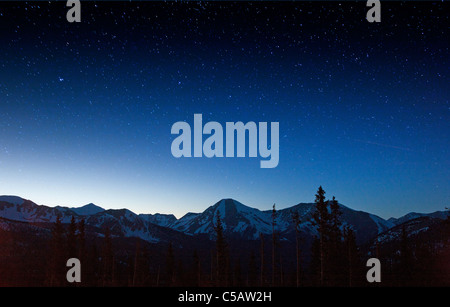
[0,195,448,247]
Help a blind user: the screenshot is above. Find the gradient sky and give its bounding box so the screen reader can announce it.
[0,1,448,219]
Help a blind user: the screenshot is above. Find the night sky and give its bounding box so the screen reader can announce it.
[0,1,448,219]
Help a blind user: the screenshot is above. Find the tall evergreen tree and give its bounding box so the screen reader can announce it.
[259,232,265,286]
[291,210,301,287]
[445,208,450,238]
[271,203,277,286]
[310,237,322,286]
[48,216,65,286]
[311,186,330,286]
[329,196,342,246]
[399,225,413,285]
[214,211,228,286]
[343,226,359,287]
[328,196,343,285]
[77,219,86,259]
[67,215,77,259]
[77,219,86,286]
[85,243,100,286]
[101,228,114,286]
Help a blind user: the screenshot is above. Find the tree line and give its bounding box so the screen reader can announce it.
[0,186,448,286]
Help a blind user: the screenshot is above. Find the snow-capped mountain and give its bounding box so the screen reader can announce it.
[274,202,394,244]
[0,196,77,223]
[0,196,188,244]
[139,213,177,228]
[69,203,105,216]
[0,195,25,206]
[169,198,394,243]
[0,195,442,246]
[171,199,273,239]
[82,209,188,243]
[387,211,450,226]
[370,215,449,251]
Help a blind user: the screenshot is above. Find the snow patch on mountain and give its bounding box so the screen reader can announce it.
[70,203,105,216]
[139,213,177,228]
[0,196,25,206]
[171,212,200,231]
[388,211,450,226]
[369,214,395,233]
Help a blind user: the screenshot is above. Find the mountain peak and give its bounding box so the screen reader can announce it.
[211,198,254,219]
[214,198,249,209]
[70,203,105,216]
[0,195,25,205]
[215,198,238,205]
[139,213,177,227]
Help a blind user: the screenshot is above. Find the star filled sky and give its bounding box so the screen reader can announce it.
[0,1,448,219]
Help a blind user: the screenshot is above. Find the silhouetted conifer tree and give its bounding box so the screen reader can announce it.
[312,186,331,286]
[67,216,77,259]
[84,243,99,286]
[259,232,265,286]
[310,237,321,286]
[343,226,359,287]
[291,210,301,287]
[101,228,114,286]
[399,225,413,285]
[214,211,228,286]
[271,204,277,286]
[48,216,65,286]
[77,219,86,286]
[328,196,343,285]
[77,219,86,258]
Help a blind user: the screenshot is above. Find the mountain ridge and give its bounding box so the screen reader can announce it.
[0,195,448,246]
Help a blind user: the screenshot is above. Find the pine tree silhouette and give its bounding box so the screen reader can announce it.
[259,232,265,286]
[291,210,301,287]
[48,216,65,286]
[101,228,114,286]
[311,186,331,286]
[310,237,321,286]
[343,226,359,287]
[77,219,86,258]
[399,225,413,286]
[271,203,277,286]
[214,211,228,286]
[86,243,100,286]
[328,196,343,285]
[67,216,77,260]
[77,219,86,286]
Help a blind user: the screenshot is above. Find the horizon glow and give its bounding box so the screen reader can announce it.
[0,2,448,220]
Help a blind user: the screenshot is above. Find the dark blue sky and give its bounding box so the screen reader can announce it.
[0,1,448,218]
